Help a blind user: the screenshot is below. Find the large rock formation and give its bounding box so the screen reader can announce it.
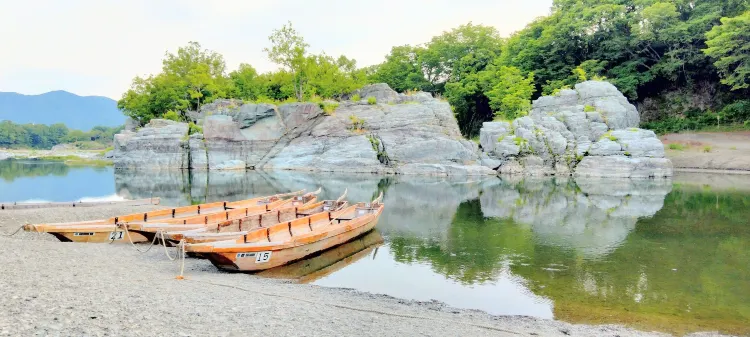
[112,84,493,176]
[478,81,672,178]
[113,119,189,170]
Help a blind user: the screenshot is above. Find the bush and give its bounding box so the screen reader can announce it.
[188,122,203,135]
[703,146,712,153]
[319,102,339,116]
[351,94,361,102]
[668,143,687,151]
[163,110,181,121]
[719,100,750,123]
[367,96,377,105]
[349,115,365,132]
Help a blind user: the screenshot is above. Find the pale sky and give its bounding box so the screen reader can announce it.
[0,0,552,99]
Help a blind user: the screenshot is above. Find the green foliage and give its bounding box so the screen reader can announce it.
[703,145,713,153]
[704,11,750,90]
[351,94,361,102]
[0,121,121,150]
[319,102,339,116]
[118,41,228,125]
[584,105,596,113]
[349,115,365,132]
[118,24,366,125]
[483,65,535,120]
[163,110,181,122]
[367,96,377,105]
[188,122,202,135]
[668,143,687,151]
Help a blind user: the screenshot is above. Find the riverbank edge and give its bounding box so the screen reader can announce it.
[0,204,734,337]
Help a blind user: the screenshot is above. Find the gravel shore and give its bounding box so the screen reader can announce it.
[0,205,725,336]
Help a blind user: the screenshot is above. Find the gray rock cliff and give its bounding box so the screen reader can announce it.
[112,84,492,176]
[478,81,672,178]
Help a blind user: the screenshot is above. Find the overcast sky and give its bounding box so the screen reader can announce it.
[0,0,552,99]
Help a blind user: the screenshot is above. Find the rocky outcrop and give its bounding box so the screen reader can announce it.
[113,119,189,170]
[112,84,492,175]
[478,81,672,178]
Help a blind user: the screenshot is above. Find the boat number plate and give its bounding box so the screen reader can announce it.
[236,251,272,263]
[108,231,125,240]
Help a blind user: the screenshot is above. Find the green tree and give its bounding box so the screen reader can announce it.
[704,11,750,90]
[264,22,310,101]
[483,66,535,120]
[228,63,262,100]
[369,45,430,92]
[118,42,228,125]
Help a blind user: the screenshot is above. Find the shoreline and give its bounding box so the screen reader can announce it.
[0,205,733,337]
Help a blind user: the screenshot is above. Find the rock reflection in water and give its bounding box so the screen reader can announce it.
[480,177,672,259]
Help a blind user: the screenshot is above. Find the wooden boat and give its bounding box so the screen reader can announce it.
[257,230,383,283]
[0,197,160,210]
[185,193,384,272]
[23,189,308,243]
[174,190,350,247]
[124,191,326,244]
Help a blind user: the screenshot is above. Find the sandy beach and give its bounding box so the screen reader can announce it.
[0,205,730,336]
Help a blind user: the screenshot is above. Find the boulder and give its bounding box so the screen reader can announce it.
[356,83,400,104]
[124,117,139,132]
[478,80,672,177]
[266,97,489,175]
[112,119,189,170]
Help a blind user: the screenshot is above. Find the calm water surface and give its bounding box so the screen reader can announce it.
[1,159,749,335]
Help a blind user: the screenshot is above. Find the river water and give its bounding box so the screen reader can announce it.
[1,159,748,335]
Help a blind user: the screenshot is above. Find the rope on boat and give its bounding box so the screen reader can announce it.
[156,230,186,279]
[160,231,179,261]
[187,279,523,335]
[0,225,24,237]
[120,223,159,253]
[119,224,186,279]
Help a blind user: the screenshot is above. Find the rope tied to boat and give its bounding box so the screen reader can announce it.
[118,223,160,253]
[0,224,25,237]
[118,224,186,279]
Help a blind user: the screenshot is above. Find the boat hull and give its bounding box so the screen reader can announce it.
[49,229,149,243]
[206,216,380,272]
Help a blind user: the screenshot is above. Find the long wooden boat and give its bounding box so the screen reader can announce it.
[185,193,384,272]
[124,191,325,244]
[175,190,350,246]
[257,230,383,283]
[0,198,160,210]
[23,189,309,243]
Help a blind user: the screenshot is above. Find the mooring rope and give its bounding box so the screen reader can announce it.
[120,224,159,253]
[0,225,24,237]
[119,224,186,279]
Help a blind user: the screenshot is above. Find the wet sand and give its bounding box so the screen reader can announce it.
[662,132,750,173]
[0,205,730,336]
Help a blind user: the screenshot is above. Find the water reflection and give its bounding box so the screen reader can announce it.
[10,166,749,335]
[0,159,114,202]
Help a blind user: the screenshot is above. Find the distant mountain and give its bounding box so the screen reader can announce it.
[0,91,125,130]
